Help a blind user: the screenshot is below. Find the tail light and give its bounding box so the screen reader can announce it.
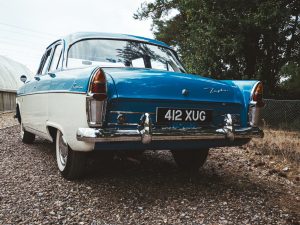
[249,82,265,127]
[89,68,107,101]
[87,68,107,127]
[251,82,265,107]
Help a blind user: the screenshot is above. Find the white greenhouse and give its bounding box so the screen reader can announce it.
[0,55,33,112]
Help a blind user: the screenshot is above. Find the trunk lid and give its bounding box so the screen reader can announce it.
[103,68,240,103]
[103,68,246,128]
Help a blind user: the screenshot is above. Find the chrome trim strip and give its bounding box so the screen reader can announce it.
[109,111,156,115]
[107,123,140,126]
[17,91,86,97]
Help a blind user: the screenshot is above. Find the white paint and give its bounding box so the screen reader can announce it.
[17,93,95,152]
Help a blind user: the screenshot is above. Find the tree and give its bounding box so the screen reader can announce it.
[279,62,300,99]
[134,0,300,98]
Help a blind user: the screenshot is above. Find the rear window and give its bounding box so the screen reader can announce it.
[67,39,185,72]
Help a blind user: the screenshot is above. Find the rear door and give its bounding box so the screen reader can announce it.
[22,42,63,136]
[22,48,52,135]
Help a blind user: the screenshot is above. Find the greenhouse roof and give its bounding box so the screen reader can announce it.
[0,55,33,92]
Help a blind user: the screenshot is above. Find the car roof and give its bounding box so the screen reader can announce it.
[53,32,171,49]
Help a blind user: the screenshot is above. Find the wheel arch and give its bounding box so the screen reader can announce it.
[46,122,65,143]
[16,104,21,124]
[46,121,94,152]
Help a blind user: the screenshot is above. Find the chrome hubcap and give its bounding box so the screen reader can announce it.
[58,133,68,167]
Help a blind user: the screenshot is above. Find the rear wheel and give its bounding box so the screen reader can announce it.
[56,130,87,180]
[20,123,35,144]
[171,148,209,171]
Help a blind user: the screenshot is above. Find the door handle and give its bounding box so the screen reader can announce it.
[34,76,40,81]
[48,73,56,78]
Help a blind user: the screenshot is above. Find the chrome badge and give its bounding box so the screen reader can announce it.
[182,89,189,96]
[204,87,229,94]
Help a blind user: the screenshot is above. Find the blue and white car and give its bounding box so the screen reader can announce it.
[16,32,264,179]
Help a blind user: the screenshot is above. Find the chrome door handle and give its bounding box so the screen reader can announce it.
[34,76,40,81]
[48,73,56,78]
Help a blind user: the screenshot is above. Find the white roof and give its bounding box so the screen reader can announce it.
[0,55,33,92]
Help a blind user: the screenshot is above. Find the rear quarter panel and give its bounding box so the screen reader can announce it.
[221,80,258,108]
[46,66,117,151]
[221,80,259,126]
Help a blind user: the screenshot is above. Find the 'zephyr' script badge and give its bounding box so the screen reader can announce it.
[204,87,229,94]
[73,83,83,89]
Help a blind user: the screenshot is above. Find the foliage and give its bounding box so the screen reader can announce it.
[279,62,300,99]
[134,0,300,98]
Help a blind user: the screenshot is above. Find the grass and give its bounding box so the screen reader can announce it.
[246,129,300,181]
[247,129,300,164]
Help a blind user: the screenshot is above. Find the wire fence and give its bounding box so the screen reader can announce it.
[261,99,300,131]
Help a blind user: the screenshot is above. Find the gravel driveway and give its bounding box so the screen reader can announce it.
[0,124,299,225]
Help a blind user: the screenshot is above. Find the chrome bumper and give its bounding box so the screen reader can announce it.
[77,113,264,143]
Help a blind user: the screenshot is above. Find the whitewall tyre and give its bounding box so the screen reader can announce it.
[56,129,87,180]
[21,123,35,144]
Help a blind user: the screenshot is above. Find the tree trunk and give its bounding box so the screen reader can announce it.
[244,31,260,80]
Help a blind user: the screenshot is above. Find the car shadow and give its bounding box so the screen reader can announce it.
[32,137,280,207]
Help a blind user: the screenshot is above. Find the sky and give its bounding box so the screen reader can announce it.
[0,0,153,73]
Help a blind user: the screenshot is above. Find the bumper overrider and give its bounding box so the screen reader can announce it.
[76,113,264,144]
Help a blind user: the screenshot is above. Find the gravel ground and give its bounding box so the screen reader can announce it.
[0,124,299,224]
[0,112,18,129]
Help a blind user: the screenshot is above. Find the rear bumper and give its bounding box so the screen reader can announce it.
[76,114,263,143]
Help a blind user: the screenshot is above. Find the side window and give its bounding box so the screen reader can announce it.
[131,58,144,68]
[151,59,167,71]
[38,49,52,75]
[49,44,63,72]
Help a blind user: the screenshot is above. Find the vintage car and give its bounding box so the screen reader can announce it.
[16,32,264,179]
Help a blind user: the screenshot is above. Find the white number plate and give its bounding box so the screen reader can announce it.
[156,108,212,123]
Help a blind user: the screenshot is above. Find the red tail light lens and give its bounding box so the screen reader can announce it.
[89,68,107,101]
[252,82,265,107]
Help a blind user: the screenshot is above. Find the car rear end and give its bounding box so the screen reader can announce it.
[77,67,264,150]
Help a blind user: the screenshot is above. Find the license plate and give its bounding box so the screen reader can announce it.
[156,108,212,123]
